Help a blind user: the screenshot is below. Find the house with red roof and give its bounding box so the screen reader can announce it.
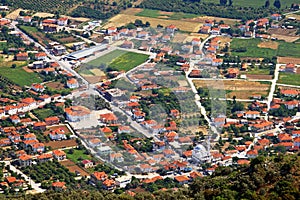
[32,143,45,153]
[100,113,118,124]
[37,153,53,163]
[31,83,45,92]
[246,149,258,159]
[52,181,67,191]
[57,17,68,26]
[33,122,47,131]
[44,116,60,126]
[66,78,79,89]
[166,24,177,33]
[110,152,124,163]
[244,111,260,119]
[52,149,66,161]
[82,160,94,168]
[18,154,32,167]
[49,128,67,141]
[35,52,47,60]
[15,52,28,61]
[90,171,108,184]
[174,175,190,184]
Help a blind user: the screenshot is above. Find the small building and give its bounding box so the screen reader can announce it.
[52,149,66,161]
[15,52,28,61]
[66,78,79,89]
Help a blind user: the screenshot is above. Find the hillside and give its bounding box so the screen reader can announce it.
[3,154,300,200]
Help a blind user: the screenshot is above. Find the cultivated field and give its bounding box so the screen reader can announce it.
[268,28,299,42]
[257,41,279,50]
[60,159,90,177]
[45,139,78,149]
[193,80,270,99]
[19,25,51,47]
[278,73,300,86]
[103,13,203,33]
[6,8,25,20]
[277,57,300,64]
[202,0,296,8]
[32,12,54,18]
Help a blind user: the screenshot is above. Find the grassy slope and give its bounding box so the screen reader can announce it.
[65,149,91,163]
[33,109,55,120]
[277,41,300,58]
[135,9,199,20]
[87,50,127,66]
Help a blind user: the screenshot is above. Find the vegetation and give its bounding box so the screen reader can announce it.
[0,61,42,86]
[201,0,294,8]
[32,108,55,120]
[9,154,300,199]
[65,148,92,163]
[136,9,199,20]
[139,0,279,20]
[277,41,300,58]
[278,72,300,86]
[230,38,277,59]
[86,50,149,72]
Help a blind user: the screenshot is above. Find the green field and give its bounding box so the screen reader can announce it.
[87,50,149,72]
[136,9,199,20]
[202,0,296,8]
[0,41,7,51]
[33,108,55,120]
[0,61,42,86]
[230,38,277,58]
[65,148,92,163]
[278,73,300,86]
[277,42,300,58]
[246,67,271,75]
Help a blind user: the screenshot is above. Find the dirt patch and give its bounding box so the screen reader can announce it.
[83,75,107,84]
[22,66,34,73]
[186,16,240,26]
[268,28,299,42]
[6,9,25,20]
[157,16,170,19]
[103,14,202,33]
[60,159,90,177]
[286,14,300,21]
[121,8,143,15]
[177,80,189,87]
[32,12,55,18]
[277,57,300,64]
[246,74,273,80]
[258,41,279,50]
[184,33,209,43]
[46,81,66,90]
[45,139,77,149]
[1,55,14,62]
[173,33,188,43]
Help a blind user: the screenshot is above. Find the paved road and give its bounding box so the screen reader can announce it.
[266,64,280,111]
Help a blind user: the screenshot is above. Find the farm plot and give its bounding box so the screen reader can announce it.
[45,81,66,90]
[230,38,277,59]
[32,108,55,120]
[103,13,203,33]
[277,42,300,58]
[0,61,42,86]
[193,80,270,99]
[277,57,300,65]
[278,73,300,86]
[201,0,296,8]
[60,159,90,177]
[19,25,51,47]
[45,139,78,150]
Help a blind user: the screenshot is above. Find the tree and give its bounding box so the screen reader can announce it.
[11,64,16,68]
[273,0,281,9]
[228,0,233,6]
[265,0,270,8]
[220,0,227,6]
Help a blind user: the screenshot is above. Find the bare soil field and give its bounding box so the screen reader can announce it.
[61,15,90,22]
[277,57,300,64]
[22,66,34,73]
[286,13,300,21]
[268,28,299,42]
[60,159,90,177]
[186,16,240,26]
[193,79,270,99]
[257,41,279,50]
[6,9,25,20]
[173,33,189,43]
[246,74,273,80]
[32,12,55,18]
[83,75,107,84]
[103,14,203,33]
[46,81,66,90]
[45,139,77,149]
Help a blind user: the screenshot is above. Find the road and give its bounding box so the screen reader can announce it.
[0,161,45,193]
[266,64,280,111]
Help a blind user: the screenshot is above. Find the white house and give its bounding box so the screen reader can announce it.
[66,78,79,89]
[244,111,260,119]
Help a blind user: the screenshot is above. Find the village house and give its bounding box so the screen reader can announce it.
[90,171,108,184]
[110,152,124,163]
[57,17,68,26]
[52,149,66,161]
[35,52,47,60]
[66,78,79,89]
[44,116,60,126]
[244,111,260,119]
[37,153,53,163]
[65,106,91,122]
[31,83,45,92]
[49,128,67,141]
[18,154,32,167]
[52,181,67,191]
[15,52,28,61]
[82,160,94,168]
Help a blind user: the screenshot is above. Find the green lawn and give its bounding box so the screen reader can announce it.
[87,50,149,72]
[0,41,7,51]
[202,0,296,8]
[109,52,149,72]
[87,50,127,66]
[277,42,300,58]
[278,73,300,86]
[65,149,91,163]
[0,62,42,86]
[135,9,199,20]
[245,66,271,75]
[19,25,39,33]
[230,38,277,58]
[33,108,55,120]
